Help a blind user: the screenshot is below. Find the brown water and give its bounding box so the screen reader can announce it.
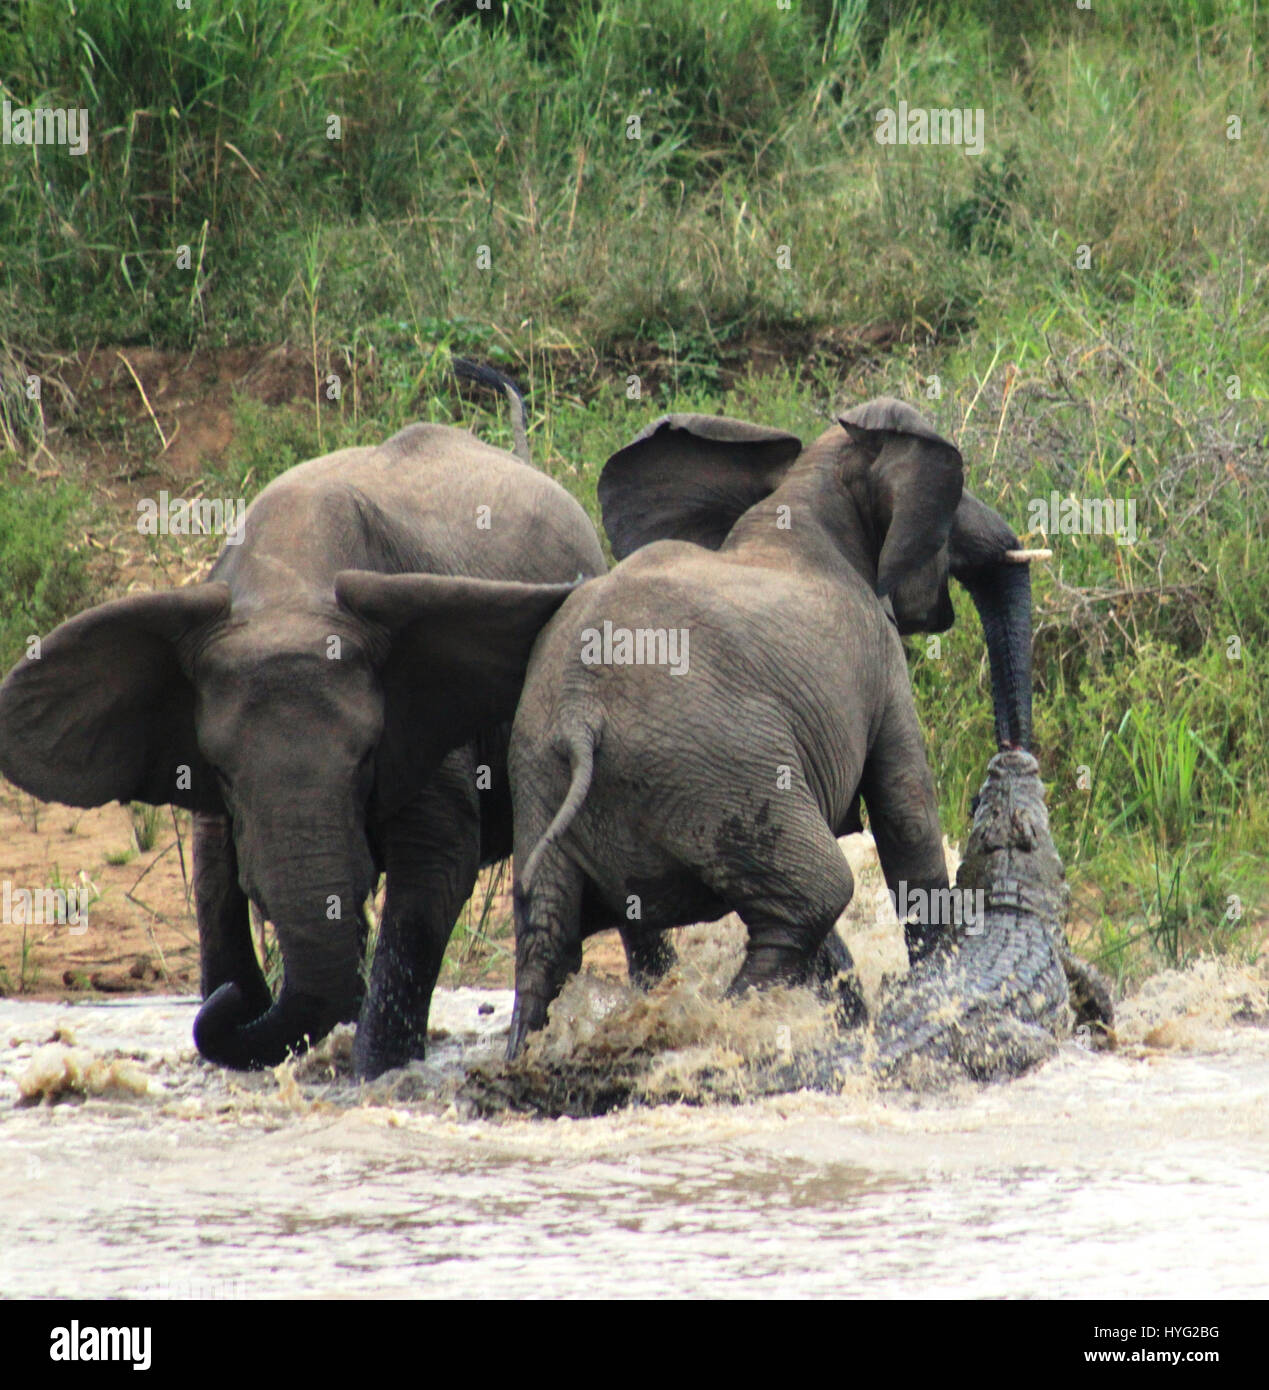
[3,954,1268,1300]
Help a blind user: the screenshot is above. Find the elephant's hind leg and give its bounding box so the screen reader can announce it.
[718,814,863,1013]
[507,846,585,1058]
[619,926,677,987]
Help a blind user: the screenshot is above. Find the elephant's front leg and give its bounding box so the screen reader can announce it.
[352,755,481,1080]
[193,810,271,1017]
[859,696,953,967]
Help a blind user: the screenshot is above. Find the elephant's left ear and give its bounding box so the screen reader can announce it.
[599,414,803,559]
[335,570,579,776]
[839,397,964,598]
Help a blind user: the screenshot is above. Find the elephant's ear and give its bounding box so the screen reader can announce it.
[335,570,579,789]
[839,396,964,598]
[0,584,231,810]
[599,414,803,559]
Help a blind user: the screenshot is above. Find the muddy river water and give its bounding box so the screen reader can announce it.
[2,950,1267,1300]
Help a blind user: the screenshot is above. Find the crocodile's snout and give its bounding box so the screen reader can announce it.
[964,749,1049,858]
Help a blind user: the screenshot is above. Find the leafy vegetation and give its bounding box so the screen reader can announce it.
[0,0,1265,982]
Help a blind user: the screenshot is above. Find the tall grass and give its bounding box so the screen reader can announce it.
[0,0,1265,978]
[1,1,1264,351]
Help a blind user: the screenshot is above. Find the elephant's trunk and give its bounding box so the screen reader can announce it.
[949,494,1035,751]
[193,835,371,1069]
[963,560,1033,750]
[193,967,358,1071]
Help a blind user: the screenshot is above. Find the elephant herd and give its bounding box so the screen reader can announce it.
[0,365,1037,1083]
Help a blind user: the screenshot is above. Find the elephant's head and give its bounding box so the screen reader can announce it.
[598,397,1034,749]
[0,573,576,1067]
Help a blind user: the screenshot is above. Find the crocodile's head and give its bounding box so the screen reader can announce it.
[955,749,1067,912]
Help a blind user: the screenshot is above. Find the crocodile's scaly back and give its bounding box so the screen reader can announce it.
[865,749,1074,1082]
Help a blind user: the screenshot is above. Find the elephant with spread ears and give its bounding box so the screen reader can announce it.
[0,364,605,1079]
[480,396,1039,1056]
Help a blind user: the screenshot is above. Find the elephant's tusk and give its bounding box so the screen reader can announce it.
[1004,548,1053,563]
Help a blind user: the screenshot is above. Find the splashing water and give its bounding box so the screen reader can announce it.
[2,938,1268,1298]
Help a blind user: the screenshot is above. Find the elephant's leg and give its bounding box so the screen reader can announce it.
[618,926,678,987]
[193,811,270,1016]
[809,926,869,1027]
[352,754,481,1080]
[506,843,584,1059]
[859,695,952,967]
[720,812,860,1001]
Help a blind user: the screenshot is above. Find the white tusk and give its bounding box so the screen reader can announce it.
[1004,548,1052,563]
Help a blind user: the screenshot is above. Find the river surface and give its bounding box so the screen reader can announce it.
[2,956,1267,1300]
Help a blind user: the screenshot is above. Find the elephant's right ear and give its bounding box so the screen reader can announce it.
[335,571,579,793]
[0,584,231,810]
[599,414,803,559]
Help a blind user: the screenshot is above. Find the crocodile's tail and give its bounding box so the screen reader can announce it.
[452,357,531,466]
[517,724,596,898]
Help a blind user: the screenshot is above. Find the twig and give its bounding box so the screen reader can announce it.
[115,351,168,450]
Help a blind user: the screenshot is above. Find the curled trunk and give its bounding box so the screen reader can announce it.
[193,858,368,1069]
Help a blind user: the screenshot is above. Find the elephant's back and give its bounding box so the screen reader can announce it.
[211,424,605,596]
[559,541,889,673]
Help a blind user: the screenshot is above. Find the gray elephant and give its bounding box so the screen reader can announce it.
[0,365,604,1077]
[499,397,1038,1055]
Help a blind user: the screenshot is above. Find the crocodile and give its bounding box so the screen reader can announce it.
[460,749,1113,1117]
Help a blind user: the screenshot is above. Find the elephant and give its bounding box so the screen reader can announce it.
[493,396,1039,1056]
[0,364,605,1078]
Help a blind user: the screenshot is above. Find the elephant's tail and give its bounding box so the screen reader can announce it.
[451,358,531,466]
[518,724,596,896]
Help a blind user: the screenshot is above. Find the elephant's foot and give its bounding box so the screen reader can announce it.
[351,1032,426,1081]
[728,937,867,1029]
[727,942,816,995]
[810,931,869,1030]
[903,918,953,967]
[352,1002,429,1080]
[620,927,677,988]
[506,990,551,1060]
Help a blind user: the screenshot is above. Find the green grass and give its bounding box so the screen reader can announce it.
[128,802,162,854]
[0,0,1265,983]
[0,464,93,669]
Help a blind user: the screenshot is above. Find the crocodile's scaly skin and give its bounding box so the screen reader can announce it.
[791,748,1088,1091]
[461,750,1114,1117]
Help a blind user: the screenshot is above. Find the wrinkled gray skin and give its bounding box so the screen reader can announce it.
[460,750,1115,1118]
[0,381,605,1077]
[502,398,1037,1057]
